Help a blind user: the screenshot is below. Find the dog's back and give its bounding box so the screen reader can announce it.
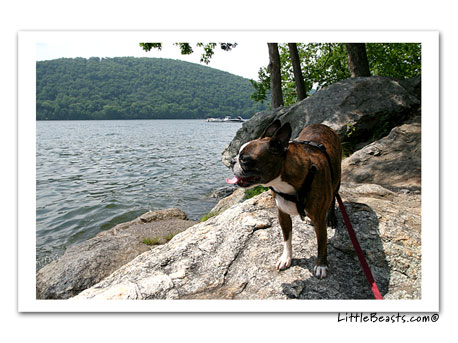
[297,124,342,193]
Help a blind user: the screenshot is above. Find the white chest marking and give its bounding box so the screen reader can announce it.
[275,197,300,216]
[264,176,299,216]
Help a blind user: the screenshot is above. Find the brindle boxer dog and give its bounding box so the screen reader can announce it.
[226,120,341,278]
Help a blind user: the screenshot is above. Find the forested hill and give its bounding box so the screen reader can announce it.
[36,57,267,120]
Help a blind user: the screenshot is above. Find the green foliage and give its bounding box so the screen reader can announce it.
[200,211,218,222]
[163,232,176,241]
[195,42,217,64]
[280,43,350,106]
[345,122,357,138]
[142,237,160,246]
[249,67,271,105]
[36,57,266,120]
[139,42,238,65]
[139,43,162,51]
[365,43,421,78]
[251,43,421,106]
[142,232,177,245]
[174,43,194,55]
[244,186,269,199]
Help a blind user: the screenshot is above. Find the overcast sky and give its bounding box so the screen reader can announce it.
[36,40,270,80]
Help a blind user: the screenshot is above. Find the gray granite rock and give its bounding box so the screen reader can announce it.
[342,120,421,189]
[74,183,420,300]
[36,208,196,299]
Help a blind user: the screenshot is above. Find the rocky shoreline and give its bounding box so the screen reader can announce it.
[36,208,197,299]
[72,182,421,300]
[36,75,422,300]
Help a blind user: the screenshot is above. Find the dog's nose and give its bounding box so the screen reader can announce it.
[230,157,236,168]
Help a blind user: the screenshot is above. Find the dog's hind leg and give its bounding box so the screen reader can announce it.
[310,213,329,279]
[326,196,337,228]
[327,180,341,228]
[276,209,293,270]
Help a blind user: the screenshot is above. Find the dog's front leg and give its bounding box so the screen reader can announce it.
[276,209,292,270]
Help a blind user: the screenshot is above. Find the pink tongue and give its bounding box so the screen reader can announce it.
[226,176,241,185]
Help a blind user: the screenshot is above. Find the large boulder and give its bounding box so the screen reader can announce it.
[222,76,420,167]
[342,119,421,189]
[36,208,196,299]
[74,183,421,300]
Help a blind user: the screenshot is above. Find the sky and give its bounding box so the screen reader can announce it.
[36,40,270,80]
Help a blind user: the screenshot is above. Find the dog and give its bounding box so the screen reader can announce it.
[226,120,341,278]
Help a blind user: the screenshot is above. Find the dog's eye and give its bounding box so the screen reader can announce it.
[240,155,254,166]
[239,154,248,163]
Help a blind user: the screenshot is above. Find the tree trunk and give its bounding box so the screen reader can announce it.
[345,43,371,77]
[267,43,284,108]
[288,43,307,101]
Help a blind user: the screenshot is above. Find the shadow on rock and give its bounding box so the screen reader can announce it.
[281,200,390,299]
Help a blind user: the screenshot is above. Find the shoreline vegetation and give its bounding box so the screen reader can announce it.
[36,57,267,121]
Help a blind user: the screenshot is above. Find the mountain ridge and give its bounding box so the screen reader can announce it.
[36,57,267,120]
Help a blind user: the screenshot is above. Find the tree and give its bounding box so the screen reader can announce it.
[267,43,284,108]
[365,43,421,77]
[139,42,237,64]
[288,43,307,101]
[251,43,421,107]
[252,43,349,106]
[345,43,371,77]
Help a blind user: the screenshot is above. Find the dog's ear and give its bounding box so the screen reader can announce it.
[260,120,282,138]
[269,122,292,154]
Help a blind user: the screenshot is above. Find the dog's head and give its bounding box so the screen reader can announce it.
[226,120,292,188]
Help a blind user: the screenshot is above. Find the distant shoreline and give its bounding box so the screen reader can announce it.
[36,57,266,121]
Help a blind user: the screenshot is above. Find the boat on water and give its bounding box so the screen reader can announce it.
[206,116,245,123]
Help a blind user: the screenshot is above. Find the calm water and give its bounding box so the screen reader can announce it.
[36,120,241,270]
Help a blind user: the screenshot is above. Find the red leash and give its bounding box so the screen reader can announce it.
[335,193,383,300]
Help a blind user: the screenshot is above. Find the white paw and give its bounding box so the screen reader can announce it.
[276,255,292,270]
[313,265,328,279]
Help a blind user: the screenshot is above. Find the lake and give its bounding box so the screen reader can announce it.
[36,120,241,270]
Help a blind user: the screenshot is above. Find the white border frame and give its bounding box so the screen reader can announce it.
[18,31,439,312]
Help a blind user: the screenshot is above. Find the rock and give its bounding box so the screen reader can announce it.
[221,76,420,167]
[75,182,421,300]
[36,208,196,299]
[209,188,246,216]
[399,75,421,101]
[209,186,237,199]
[140,208,188,222]
[342,120,421,188]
